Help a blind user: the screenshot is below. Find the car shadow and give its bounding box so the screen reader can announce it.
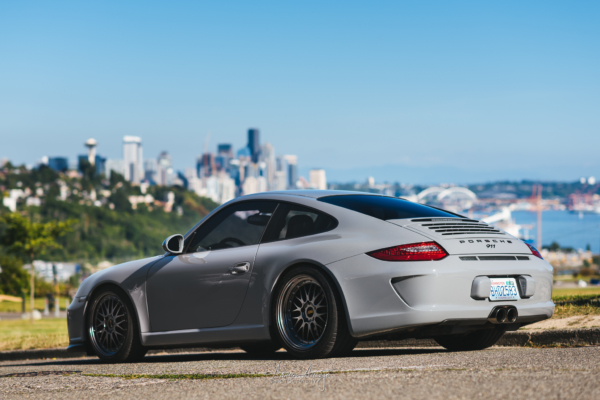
[0,347,447,368]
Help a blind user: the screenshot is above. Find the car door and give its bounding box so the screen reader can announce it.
[146,201,277,332]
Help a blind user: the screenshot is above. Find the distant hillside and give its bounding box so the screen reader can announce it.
[0,164,219,264]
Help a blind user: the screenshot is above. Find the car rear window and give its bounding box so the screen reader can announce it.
[318,195,460,220]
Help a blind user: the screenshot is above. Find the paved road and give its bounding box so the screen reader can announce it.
[1,346,599,399]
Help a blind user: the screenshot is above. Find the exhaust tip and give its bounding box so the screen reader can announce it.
[496,308,507,323]
[507,308,518,323]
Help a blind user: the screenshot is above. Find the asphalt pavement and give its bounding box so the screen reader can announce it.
[1,346,598,399]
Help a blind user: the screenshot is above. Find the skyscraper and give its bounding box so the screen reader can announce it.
[282,155,298,189]
[123,136,143,184]
[216,143,234,171]
[260,143,276,189]
[197,153,216,178]
[48,157,69,172]
[217,144,233,157]
[248,128,260,163]
[157,151,172,186]
[144,159,159,183]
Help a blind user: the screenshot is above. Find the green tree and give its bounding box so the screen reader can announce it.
[0,213,75,321]
[0,255,29,296]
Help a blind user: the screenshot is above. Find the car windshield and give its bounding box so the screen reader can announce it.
[318,195,461,220]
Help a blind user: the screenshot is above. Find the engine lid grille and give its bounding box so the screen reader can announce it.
[412,218,503,236]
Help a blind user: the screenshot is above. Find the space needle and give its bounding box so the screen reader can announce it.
[85,138,97,166]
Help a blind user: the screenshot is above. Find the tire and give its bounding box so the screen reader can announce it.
[239,341,281,356]
[434,327,506,351]
[87,286,146,363]
[272,266,357,359]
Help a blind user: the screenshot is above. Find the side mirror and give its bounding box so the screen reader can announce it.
[162,234,184,254]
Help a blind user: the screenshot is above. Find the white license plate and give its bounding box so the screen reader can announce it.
[490,278,520,301]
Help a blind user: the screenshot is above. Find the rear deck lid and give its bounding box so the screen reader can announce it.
[387,217,531,255]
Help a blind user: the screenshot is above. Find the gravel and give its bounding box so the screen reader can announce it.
[1,346,599,399]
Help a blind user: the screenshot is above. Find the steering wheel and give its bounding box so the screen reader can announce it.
[218,237,246,247]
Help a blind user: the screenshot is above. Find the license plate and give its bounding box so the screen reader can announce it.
[489,278,520,301]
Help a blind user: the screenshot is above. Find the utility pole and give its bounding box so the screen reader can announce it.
[53,264,60,318]
[536,184,542,250]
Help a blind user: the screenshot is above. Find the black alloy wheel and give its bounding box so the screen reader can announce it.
[87,286,146,363]
[273,266,357,359]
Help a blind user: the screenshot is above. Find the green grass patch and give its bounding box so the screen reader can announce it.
[0,296,70,313]
[552,287,600,298]
[551,289,600,318]
[0,318,68,351]
[553,304,600,318]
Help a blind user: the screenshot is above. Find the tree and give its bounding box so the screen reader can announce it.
[0,255,29,296]
[0,213,75,321]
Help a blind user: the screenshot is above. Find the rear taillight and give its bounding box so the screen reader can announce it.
[526,243,543,259]
[367,242,448,261]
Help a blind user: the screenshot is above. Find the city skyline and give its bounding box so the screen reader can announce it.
[28,128,329,205]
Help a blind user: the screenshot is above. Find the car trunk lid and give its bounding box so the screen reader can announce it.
[387,217,531,255]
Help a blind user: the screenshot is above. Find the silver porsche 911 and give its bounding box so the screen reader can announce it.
[67,191,554,362]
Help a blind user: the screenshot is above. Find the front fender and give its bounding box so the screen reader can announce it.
[68,256,163,344]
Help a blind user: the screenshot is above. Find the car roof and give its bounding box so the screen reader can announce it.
[240,190,386,200]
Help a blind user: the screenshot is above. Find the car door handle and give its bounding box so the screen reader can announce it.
[229,262,250,275]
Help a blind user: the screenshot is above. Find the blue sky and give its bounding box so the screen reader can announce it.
[1,1,599,183]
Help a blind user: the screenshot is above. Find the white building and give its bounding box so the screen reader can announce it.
[205,176,220,203]
[272,170,288,191]
[123,136,143,184]
[157,151,173,186]
[218,175,236,204]
[32,260,79,283]
[2,189,25,212]
[242,176,259,196]
[105,159,125,180]
[309,169,327,190]
[25,197,42,207]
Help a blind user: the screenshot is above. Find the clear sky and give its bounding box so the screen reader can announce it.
[1,1,599,183]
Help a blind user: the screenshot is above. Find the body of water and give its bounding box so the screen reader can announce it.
[511,210,600,253]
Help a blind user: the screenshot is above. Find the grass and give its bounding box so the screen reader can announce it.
[553,274,600,283]
[552,287,600,297]
[549,288,600,318]
[0,296,71,313]
[0,318,68,351]
[553,304,600,318]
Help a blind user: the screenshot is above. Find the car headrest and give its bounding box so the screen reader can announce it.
[286,215,315,239]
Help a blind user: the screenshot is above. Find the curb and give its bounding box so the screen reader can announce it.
[2,329,599,362]
[357,328,600,349]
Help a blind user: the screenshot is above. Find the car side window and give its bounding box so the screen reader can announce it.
[261,203,337,243]
[186,201,277,252]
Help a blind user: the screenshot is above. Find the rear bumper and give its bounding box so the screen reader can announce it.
[326,254,554,337]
